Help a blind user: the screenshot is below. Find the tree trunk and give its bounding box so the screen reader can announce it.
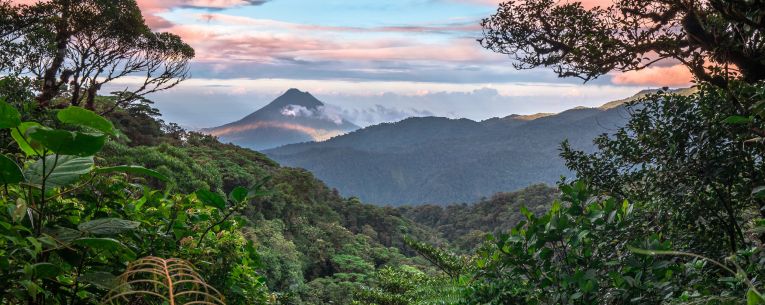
[36,0,72,108]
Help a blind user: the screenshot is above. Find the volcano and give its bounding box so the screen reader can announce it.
[203,89,359,150]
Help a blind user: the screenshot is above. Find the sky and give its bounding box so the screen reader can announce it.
[77,0,696,128]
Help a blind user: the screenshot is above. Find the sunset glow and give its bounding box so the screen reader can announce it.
[12,0,693,128]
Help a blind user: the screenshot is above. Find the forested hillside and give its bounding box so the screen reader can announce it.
[398,184,558,252]
[267,89,693,205]
[102,100,454,303]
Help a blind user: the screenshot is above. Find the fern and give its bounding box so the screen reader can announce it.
[101,256,226,305]
[415,281,464,305]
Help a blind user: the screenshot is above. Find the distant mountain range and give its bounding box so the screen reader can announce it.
[203,89,359,150]
[264,88,694,205]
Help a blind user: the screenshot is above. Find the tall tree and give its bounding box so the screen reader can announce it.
[561,85,764,255]
[481,0,765,256]
[480,0,765,87]
[0,0,194,111]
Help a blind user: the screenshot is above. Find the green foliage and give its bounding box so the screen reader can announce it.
[57,106,116,136]
[0,101,271,304]
[404,237,470,279]
[27,127,106,156]
[0,153,23,185]
[353,266,465,305]
[11,122,44,156]
[0,98,21,129]
[196,189,228,210]
[400,184,558,252]
[466,181,680,305]
[24,155,94,190]
[561,84,765,257]
[93,165,168,181]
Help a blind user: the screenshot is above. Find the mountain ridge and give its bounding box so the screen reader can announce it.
[265,88,694,205]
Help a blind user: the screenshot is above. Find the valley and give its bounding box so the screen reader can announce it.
[210,88,691,205]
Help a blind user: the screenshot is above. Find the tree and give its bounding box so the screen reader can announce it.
[479,2,765,303]
[0,0,193,111]
[480,0,765,87]
[561,84,765,256]
[0,1,24,73]
[481,0,765,256]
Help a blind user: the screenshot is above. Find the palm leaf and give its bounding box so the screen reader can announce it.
[101,256,225,305]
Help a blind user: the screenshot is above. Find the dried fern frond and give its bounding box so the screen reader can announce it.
[101,256,225,305]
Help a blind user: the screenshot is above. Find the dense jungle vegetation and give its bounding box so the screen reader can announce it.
[1,0,765,305]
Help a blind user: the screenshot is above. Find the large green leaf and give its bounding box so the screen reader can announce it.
[57,106,115,136]
[73,237,135,259]
[95,165,168,181]
[229,186,248,203]
[11,122,44,156]
[78,218,140,235]
[0,99,21,129]
[79,271,118,290]
[748,289,765,305]
[723,115,753,125]
[43,226,83,243]
[28,127,105,156]
[0,154,23,185]
[31,263,62,279]
[25,155,94,190]
[195,189,226,210]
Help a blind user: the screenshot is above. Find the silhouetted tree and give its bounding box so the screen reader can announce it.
[0,0,193,111]
[481,0,765,88]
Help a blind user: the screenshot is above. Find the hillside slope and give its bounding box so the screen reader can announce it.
[398,184,559,251]
[266,89,693,205]
[264,98,628,205]
[101,107,442,304]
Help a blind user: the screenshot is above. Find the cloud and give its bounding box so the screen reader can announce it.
[341,105,434,127]
[171,14,489,64]
[179,0,269,10]
[135,0,271,29]
[160,19,498,69]
[205,121,345,141]
[198,13,481,34]
[611,64,693,87]
[10,0,273,29]
[136,0,270,11]
[281,104,314,117]
[281,104,345,125]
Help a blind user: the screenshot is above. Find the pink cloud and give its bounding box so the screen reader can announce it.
[287,40,490,62]
[166,23,496,65]
[135,0,269,29]
[164,20,502,66]
[8,0,183,29]
[136,0,267,11]
[198,13,481,34]
[611,64,693,87]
